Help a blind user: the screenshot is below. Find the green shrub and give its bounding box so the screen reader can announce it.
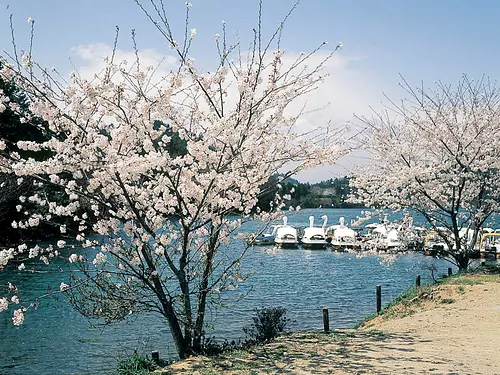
[114,353,158,375]
[201,337,244,355]
[243,306,290,344]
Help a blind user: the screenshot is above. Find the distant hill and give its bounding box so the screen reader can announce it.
[257,176,364,211]
[286,177,363,209]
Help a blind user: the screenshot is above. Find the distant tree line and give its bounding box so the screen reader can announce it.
[0,62,57,246]
[0,63,94,247]
[256,175,364,211]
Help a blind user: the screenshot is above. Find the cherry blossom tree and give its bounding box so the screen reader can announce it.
[0,1,345,357]
[351,76,500,270]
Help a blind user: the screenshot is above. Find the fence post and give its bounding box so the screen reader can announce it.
[376,284,382,314]
[151,350,160,365]
[416,275,421,288]
[448,267,452,277]
[323,308,330,333]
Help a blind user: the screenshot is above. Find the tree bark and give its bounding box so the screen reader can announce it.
[192,225,220,352]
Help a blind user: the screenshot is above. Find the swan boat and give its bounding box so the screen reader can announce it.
[274,216,299,248]
[247,224,280,246]
[301,215,327,249]
[365,223,402,251]
[325,217,357,251]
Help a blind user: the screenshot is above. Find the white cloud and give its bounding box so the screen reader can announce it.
[280,52,385,181]
[69,42,178,81]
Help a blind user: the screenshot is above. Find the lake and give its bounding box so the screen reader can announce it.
[0,208,481,374]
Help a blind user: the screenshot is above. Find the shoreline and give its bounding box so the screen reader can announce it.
[157,269,500,374]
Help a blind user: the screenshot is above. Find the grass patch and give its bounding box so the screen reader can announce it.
[115,353,158,375]
[386,286,421,306]
[335,347,349,356]
[355,285,434,328]
[339,331,356,338]
[199,370,219,375]
[225,349,250,359]
[353,313,378,329]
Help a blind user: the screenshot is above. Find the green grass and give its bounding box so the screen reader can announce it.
[226,349,250,359]
[353,285,432,329]
[382,285,422,310]
[114,353,158,375]
[199,370,218,375]
[352,313,378,329]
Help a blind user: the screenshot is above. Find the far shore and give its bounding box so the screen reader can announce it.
[156,269,500,374]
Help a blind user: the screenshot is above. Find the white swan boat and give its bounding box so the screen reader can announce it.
[326,217,357,251]
[248,224,279,246]
[301,215,327,249]
[366,223,402,251]
[274,216,299,248]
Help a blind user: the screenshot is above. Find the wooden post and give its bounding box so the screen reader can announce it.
[376,285,382,314]
[448,267,452,277]
[416,275,421,287]
[151,350,160,364]
[323,308,330,332]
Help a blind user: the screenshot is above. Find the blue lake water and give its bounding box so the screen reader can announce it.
[0,208,485,374]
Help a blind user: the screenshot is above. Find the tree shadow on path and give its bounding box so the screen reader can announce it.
[165,329,468,374]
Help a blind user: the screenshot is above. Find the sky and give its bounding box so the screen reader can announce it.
[1,0,500,182]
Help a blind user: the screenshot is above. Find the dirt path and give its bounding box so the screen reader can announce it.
[160,274,500,374]
[358,278,500,374]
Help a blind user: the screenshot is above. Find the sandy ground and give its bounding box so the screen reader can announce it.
[159,274,500,374]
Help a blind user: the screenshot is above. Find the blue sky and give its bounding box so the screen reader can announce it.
[1,0,500,180]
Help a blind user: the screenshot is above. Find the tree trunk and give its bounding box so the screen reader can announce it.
[161,298,189,358]
[179,230,194,352]
[457,260,469,272]
[455,251,469,272]
[192,226,220,352]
